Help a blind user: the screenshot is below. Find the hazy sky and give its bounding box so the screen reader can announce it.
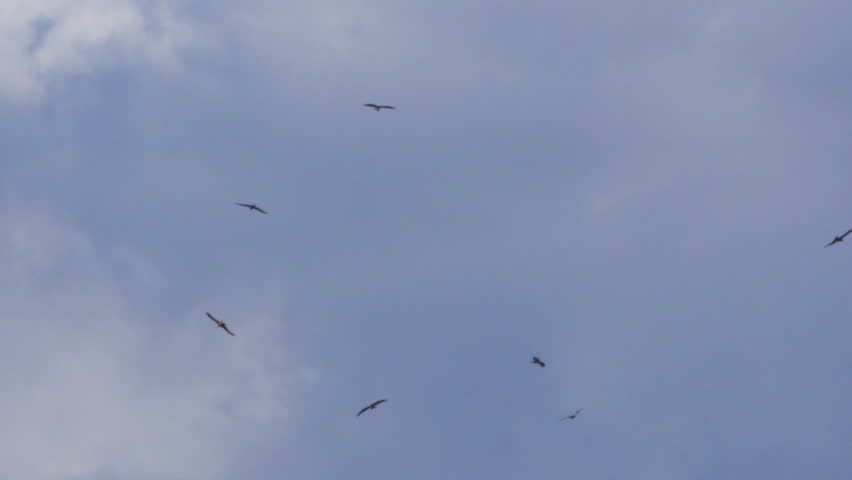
[1,1,850,479]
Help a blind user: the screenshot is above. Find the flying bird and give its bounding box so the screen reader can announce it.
[235,203,268,214]
[206,312,236,336]
[357,398,387,416]
[825,228,852,247]
[531,356,546,367]
[560,409,583,421]
[363,104,395,111]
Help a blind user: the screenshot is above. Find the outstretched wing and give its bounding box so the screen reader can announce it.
[364,104,378,108]
[255,206,268,214]
[222,325,236,336]
[357,405,370,416]
[206,312,220,324]
[235,203,252,208]
[371,399,387,408]
[380,105,395,110]
[841,228,852,239]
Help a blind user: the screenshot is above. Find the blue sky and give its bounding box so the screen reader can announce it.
[1,1,850,479]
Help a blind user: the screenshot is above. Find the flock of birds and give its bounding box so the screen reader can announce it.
[216,108,852,426]
[210,106,587,423]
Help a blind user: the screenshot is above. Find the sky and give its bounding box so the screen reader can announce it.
[1,1,850,479]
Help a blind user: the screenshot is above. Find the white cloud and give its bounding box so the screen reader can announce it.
[0,0,200,101]
[0,211,291,480]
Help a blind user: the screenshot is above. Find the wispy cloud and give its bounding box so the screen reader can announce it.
[0,0,201,101]
[0,211,292,480]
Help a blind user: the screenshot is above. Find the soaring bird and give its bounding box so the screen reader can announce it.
[531,356,546,367]
[825,228,852,247]
[364,104,395,111]
[357,399,387,416]
[235,203,268,214]
[206,312,236,336]
[560,409,583,421]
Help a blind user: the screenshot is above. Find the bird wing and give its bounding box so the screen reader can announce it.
[371,399,387,408]
[357,406,370,416]
[255,207,268,214]
[560,415,571,421]
[381,106,395,109]
[235,203,251,208]
[206,312,220,324]
[841,228,852,239]
[222,326,236,336]
[574,409,583,416]
[364,104,378,108]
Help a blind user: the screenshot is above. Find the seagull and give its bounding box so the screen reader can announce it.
[235,203,268,214]
[560,409,583,421]
[364,104,395,111]
[206,312,236,336]
[825,228,852,247]
[531,356,546,368]
[357,398,387,416]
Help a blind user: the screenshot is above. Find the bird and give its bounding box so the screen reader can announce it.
[531,356,546,367]
[560,409,583,421]
[357,398,387,416]
[363,104,395,111]
[825,228,852,247]
[206,312,236,336]
[235,203,268,214]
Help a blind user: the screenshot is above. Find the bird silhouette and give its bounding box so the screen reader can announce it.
[206,312,236,336]
[235,203,268,214]
[560,409,583,421]
[531,356,546,367]
[363,104,395,111]
[825,228,852,247]
[357,398,387,416]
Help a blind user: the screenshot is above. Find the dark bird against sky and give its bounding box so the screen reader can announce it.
[560,409,583,421]
[531,356,546,367]
[357,398,387,416]
[363,104,395,111]
[825,228,852,247]
[235,203,268,214]
[206,312,236,336]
